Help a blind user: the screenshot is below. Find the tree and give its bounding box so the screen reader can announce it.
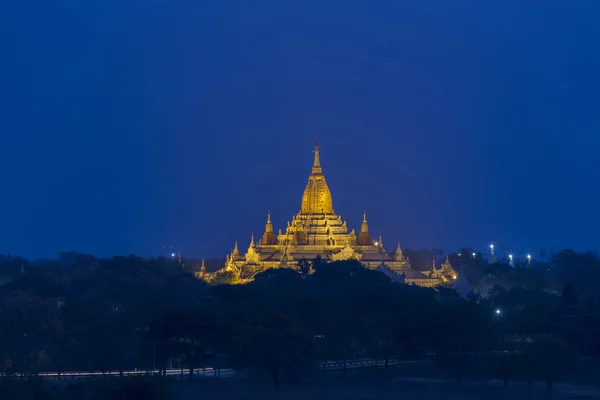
[560,282,578,307]
[211,270,240,286]
[432,299,491,385]
[554,250,600,299]
[149,307,216,379]
[489,334,524,389]
[253,268,303,288]
[229,311,316,386]
[521,334,573,392]
[319,307,360,373]
[295,258,313,277]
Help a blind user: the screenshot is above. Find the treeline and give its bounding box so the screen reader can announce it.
[0,254,598,390]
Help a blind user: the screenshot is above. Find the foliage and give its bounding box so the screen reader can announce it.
[229,311,316,386]
[521,334,574,392]
[0,250,597,390]
[210,270,240,285]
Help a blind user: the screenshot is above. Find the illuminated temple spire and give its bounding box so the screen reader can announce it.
[430,257,439,278]
[261,211,277,245]
[361,211,368,232]
[311,136,322,175]
[232,239,240,257]
[443,255,452,270]
[357,211,372,245]
[301,137,333,214]
[394,241,404,261]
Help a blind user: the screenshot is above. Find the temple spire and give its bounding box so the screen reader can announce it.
[311,135,322,175]
[265,212,273,233]
[360,211,369,233]
[357,210,372,245]
[232,239,240,256]
[261,211,277,245]
[394,241,404,261]
[200,259,206,272]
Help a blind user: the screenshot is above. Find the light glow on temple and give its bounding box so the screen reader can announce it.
[205,140,457,287]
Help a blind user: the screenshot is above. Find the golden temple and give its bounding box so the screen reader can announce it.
[215,140,456,288]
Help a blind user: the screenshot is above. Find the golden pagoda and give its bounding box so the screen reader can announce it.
[218,139,455,288]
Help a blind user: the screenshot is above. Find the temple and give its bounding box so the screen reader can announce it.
[216,139,456,288]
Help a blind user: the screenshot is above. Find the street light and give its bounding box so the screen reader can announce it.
[495,308,501,315]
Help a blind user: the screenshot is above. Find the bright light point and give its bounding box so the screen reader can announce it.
[472,252,476,257]
[374,241,379,246]
[495,309,501,315]
[452,275,457,280]
[171,253,175,257]
[509,254,513,260]
[490,244,494,249]
[527,254,532,260]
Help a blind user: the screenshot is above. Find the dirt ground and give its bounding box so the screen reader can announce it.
[173,375,600,400]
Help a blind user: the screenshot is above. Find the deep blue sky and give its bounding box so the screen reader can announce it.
[1,1,599,260]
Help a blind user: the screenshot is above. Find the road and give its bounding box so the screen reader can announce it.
[35,358,421,381]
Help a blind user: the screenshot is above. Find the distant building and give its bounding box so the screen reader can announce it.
[209,140,457,288]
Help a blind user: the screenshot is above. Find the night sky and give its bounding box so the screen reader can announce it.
[1,1,599,260]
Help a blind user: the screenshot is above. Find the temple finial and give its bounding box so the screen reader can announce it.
[360,211,369,234]
[311,136,322,175]
[267,210,271,223]
[394,241,404,261]
[233,239,240,256]
[250,233,255,246]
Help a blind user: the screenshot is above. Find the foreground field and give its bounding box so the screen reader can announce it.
[173,375,600,400]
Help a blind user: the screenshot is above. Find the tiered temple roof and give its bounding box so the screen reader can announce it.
[217,139,456,287]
